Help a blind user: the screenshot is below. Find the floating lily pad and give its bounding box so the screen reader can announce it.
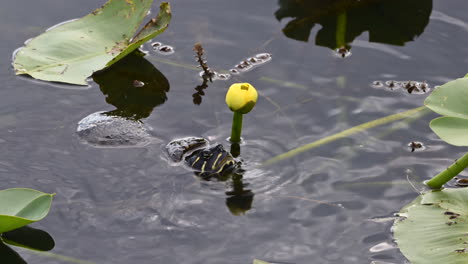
[393,188,468,264]
[0,189,55,234]
[425,77,468,146]
[13,0,171,85]
[2,226,55,252]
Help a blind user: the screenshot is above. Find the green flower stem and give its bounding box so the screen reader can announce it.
[336,11,347,48]
[230,112,243,143]
[426,152,468,189]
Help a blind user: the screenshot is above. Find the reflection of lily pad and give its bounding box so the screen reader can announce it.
[393,188,468,264]
[13,1,171,85]
[93,52,169,120]
[0,242,26,264]
[2,226,55,252]
[275,0,432,49]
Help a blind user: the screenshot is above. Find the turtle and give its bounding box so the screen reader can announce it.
[165,137,239,179]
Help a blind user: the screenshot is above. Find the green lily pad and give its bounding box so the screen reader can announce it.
[394,188,468,264]
[425,78,468,119]
[13,0,171,85]
[430,117,468,146]
[0,188,55,233]
[424,77,468,146]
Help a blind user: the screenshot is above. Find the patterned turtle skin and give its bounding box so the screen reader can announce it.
[166,137,238,178]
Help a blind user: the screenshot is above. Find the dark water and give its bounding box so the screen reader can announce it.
[1,0,468,263]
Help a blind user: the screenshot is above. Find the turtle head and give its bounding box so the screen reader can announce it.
[185,144,237,178]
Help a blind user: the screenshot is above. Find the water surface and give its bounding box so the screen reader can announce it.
[1,0,468,263]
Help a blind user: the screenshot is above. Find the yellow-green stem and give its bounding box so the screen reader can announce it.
[230,112,243,143]
[336,11,347,48]
[426,152,468,189]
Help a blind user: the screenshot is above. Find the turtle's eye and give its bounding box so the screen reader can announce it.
[201,151,212,159]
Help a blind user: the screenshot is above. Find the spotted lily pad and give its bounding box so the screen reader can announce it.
[0,189,55,234]
[13,0,171,85]
[393,188,468,264]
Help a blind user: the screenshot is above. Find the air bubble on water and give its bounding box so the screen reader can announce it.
[254,53,272,62]
[235,62,253,72]
[133,80,145,87]
[335,48,352,58]
[215,73,231,81]
[372,81,383,88]
[151,42,162,49]
[229,69,240,74]
[158,45,174,55]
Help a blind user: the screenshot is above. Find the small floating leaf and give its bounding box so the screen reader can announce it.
[393,188,468,264]
[0,189,55,233]
[13,0,171,85]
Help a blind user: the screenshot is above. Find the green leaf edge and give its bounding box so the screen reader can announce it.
[13,1,171,85]
[0,188,55,233]
[106,2,172,67]
[429,116,468,146]
[424,77,468,119]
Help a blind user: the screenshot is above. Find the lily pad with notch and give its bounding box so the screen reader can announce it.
[13,0,171,85]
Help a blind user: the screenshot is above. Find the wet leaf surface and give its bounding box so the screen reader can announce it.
[0,189,54,234]
[394,188,468,264]
[13,1,171,85]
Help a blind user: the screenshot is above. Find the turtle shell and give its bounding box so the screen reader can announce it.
[185,144,236,177]
[166,137,238,178]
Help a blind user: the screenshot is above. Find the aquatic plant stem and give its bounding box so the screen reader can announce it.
[426,152,468,189]
[262,106,427,166]
[336,11,347,48]
[230,112,243,143]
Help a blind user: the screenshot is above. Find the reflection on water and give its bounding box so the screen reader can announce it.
[275,0,432,53]
[92,51,170,120]
[0,226,55,264]
[225,172,254,216]
[167,137,255,215]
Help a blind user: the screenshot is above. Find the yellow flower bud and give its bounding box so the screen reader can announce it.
[225,83,258,114]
